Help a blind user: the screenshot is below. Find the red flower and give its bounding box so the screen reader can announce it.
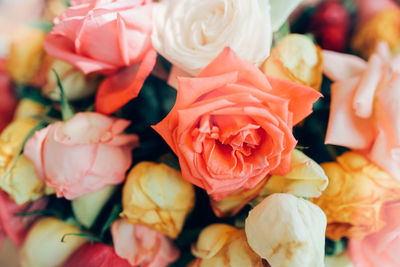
[0,59,17,132]
[63,243,132,267]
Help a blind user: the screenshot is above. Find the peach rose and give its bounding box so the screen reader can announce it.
[311,152,400,240]
[323,42,400,183]
[153,47,321,200]
[24,112,139,199]
[44,0,158,114]
[348,202,400,267]
[111,219,180,267]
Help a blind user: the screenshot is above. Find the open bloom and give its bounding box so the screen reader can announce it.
[191,224,263,267]
[153,47,321,200]
[111,219,180,267]
[0,191,47,248]
[44,0,157,114]
[311,152,400,240]
[20,217,88,267]
[245,193,326,267]
[24,112,139,199]
[348,202,400,267]
[64,243,132,267]
[324,42,400,183]
[121,162,195,239]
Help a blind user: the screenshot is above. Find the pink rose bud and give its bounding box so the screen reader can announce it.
[24,112,139,199]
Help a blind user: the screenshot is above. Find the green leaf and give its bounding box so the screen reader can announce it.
[61,233,102,244]
[52,69,75,121]
[100,204,122,239]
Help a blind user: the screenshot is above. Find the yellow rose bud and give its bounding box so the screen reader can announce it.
[6,26,45,85]
[121,162,195,239]
[72,185,117,229]
[0,118,46,204]
[192,224,263,267]
[311,152,400,240]
[256,149,328,200]
[325,252,354,267]
[351,8,400,59]
[13,99,47,120]
[261,34,323,91]
[245,193,326,267]
[41,57,100,101]
[20,217,88,267]
[210,179,266,218]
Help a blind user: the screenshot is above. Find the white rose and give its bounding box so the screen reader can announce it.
[245,193,327,267]
[152,0,273,76]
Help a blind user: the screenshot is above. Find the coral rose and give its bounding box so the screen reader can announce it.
[111,219,180,267]
[191,224,263,267]
[44,0,157,114]
[63,243,132,267]
[24,112,139,199]
[348,202,400,267]
[323,42,400,183]
[311,152,400,240]
[0,191,47,248]
[153,47,321,200]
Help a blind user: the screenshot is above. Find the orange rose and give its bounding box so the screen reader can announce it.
[153,47,321,200]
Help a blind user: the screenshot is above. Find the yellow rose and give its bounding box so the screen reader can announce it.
[20,217,88,267]
[121,162,195,239]
[256,149,328,200]
[0,117,46,204]
[72,185,117,228]
[13,99,47,120]
[192,224,263,267]
[6,26,46,85]
[245,193,326,267]
[41,57,100,101]
[311,152,400,240]
[351,8,400,59]
[261,34,323,91]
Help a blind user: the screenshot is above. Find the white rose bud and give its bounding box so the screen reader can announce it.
[245,193,327,267]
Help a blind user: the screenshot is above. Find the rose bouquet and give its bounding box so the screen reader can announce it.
[0,0,399,266]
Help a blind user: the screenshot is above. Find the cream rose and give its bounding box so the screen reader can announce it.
[152,0,273,76]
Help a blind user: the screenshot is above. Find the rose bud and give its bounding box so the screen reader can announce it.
[245,193,326,267]
[72,185,117,229]
[63,243,132,267]
[325,252,354,267]
[13,99,46,120]
[40,57,100,101]
[0,191,47,248]
[20,217,88,267]
[311,152,400,240]
[255,149,328,201]
[352,5,400,59]
[210,180,266,218]
[308,0,350,52]
[111,219,180,267]
[6,26,46,85]
[191,224,263,267]
[261,34,323,91]
[0,116,47,204]
[121,161,195,239]
[24,112,139,199]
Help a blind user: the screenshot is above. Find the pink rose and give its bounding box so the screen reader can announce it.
[0,191,47,248]
[323,42,400,182]
[348,202,400,267]
[0,59,17,131]
[111,219,180,267]
[44,0,157,114]
[24,112,138,199]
